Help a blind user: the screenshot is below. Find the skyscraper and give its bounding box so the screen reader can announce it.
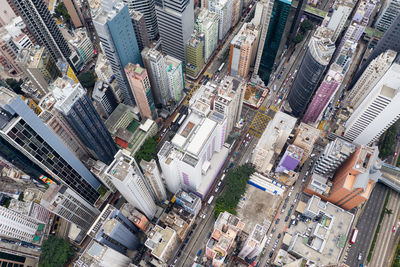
[165,55,184,103]
[63,0,86,28]
[106,150,158,219]
[125,63,155,120]
[93,0,143,106]
[130,10,151,51]
[195,9,219,62]
[376,0,400,33]
[288,27,335,117]
[0,87,101,205]
[10,0,71,61]
[140,159,168,202]
[344,58,400,145]
[256,0,291,84]
[185,34,205,78]
[156,0,194,62]
[209,0,232,41]
[53,79,118,164]
[123,0,159,39]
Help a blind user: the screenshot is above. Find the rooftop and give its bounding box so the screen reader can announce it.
[145,225,177,261]
[106,151,137,182]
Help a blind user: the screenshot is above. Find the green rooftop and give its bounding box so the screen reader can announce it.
[127,120,140,133]
[37,224,45,231]
[33,235,40,242]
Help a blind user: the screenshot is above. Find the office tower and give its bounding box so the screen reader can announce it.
[231,0,241,27]
[252,0,273,76]
[313,138,356,176]
[350,13,400,89]
[106,150,158,219]
[174,189,202,215]
[238,224,268,259]
[123,0,159,39]
[214,76,245,134]
[52,79,118,164]
[156,0,194,62]
[302,66,344,124]
[74,240,131,267]
[346,50,397,109]
[88,204,139,254]
[209,0,232,41]
[92,80,119,120]
[69,29,95,68]
[17,47,61,97]
[0,206,40,242]
[287,0,306,44]
[185,34,205,78]
[228,23,259,78]
[0,0,16,27]
[41,184,100,231]
[0,87,102,205]
[141,48,170,106]
[344,59,400,145]
[275,145,304,173]
[125,63,155,120]
[326,2,354,42]
[10,0,71,61]
[93,0,143,106]
[252,111,297,174]
[63,0,86,28]
[165,55,184,103]
[329,146,380,210]
[130,10,150,51]
[376,0,400,33]
[195,9,218,62]
[288,27,335,118]
[256,0,291,84]
[140,159,167,202]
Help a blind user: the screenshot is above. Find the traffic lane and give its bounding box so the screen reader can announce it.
[345,183,387,267]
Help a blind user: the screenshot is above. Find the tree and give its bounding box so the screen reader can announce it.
[39,236,75,267]
[5,78,23,94]
[300,19,314,33]
[18,192,24,201]
[134,136,158,165]
[385,208,393,215]
[54,2,70,21]
[293,33,304,44]
[78,71,96,88]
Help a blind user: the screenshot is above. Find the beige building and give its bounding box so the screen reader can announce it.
[145,225,178,263]
[63,0,85,28]
[292,122,321,165]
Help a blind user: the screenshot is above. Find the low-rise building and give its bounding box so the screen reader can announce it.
[275,145,304,173]
[120,203,150,232]
[145,225,179,263]
[173,189,201,216]
[159,204,195,241]
[292,123,321,165]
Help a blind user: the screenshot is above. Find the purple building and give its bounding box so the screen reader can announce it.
[302,68,343,124]
[276,145,304,173]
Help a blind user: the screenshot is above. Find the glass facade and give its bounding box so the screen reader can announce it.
[258,0,291,84]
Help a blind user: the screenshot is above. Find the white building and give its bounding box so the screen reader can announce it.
[195,9,219,62]
[140,159,168,202]
[344,59,400,145]
[106,150,158,219]
[326,3,353,42]
[252,111,297,174]
[0,206,40,242]
[165,55,184,103]
[209,0,232,41]
[145,225,178,263]
[346,50,397,109]
[238,224,268,259]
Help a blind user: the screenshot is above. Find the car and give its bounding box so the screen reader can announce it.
[277,233,282,239]
[269,252,274,258]
[281,208,285,213]
[174,259,178,264]
[393,226,396,233]
[295,193,299,199]
[283,204,287,209]
[275,219,280,224]
[358,253,362,261]
[288,192,292,197]
[285,197,289,203]
[271,228,276,233]
[269,233,273,238]
[395,151,398,157]
[285,216,290,222]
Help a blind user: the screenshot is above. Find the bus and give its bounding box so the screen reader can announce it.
[177,114,187,126]
[218,62,225,72]
[350,228,358,244]
[207,195,214,205]
[171,113,180,124]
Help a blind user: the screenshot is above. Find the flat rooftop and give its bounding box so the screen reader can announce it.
[145,225,176,260]
[106,153,135,181]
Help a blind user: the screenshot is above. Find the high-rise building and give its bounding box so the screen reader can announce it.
[63,0,86,28]
[302,66,344,124]
[288,27,335,118]
[130,10,151,51]
[17,47,61,97]
[209,0,232,41]
[195,9,219,62]
[123,0,159,39]
[286,0,305,45]
[256,0,292,84]
[125,63,155,120]
[185,34,205,78]
[230,0,241,27]
[41,184,100,231]
[10,0,72,61]
[165,55,184,103]
[53,79,118,164]
[69,29,95,69]
[344,58,400,145]
[106,150,158,219]
[93,0,143,106]
[0,206,40,242]
[326,2,354,42]
[88,204,139,255]
[376,0,400,33]
[228,23,259,78]
[92,80,119,120]
[346,50,397,109]
[140,159,167,202]
[0,0,16,27]
[156,0,194,62]
[0,87,102,205]
[313,138,357,176]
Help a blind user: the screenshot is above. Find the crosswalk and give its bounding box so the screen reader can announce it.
[249,106,272,138]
